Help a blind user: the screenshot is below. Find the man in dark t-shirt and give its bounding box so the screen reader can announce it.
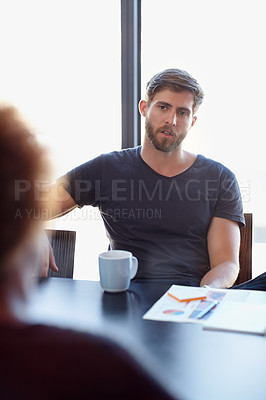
[48,68,266,290]
[59,147,244,287]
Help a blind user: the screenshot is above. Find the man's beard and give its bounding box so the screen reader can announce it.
[145,120,187,153]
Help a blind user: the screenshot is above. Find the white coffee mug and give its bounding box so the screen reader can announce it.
[99,250,138,293]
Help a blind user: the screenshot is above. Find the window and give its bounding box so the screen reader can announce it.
[142,0,266,277]
[0,0,121,279]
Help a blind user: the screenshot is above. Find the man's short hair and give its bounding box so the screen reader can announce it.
[0,106,49,268]
[146,68,204,113]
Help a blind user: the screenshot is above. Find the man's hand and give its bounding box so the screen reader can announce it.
[40,233,58,277]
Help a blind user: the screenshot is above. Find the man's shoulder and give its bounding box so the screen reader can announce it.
[101,145,141,162]
[196,154,236,177]
[64,146,141,178]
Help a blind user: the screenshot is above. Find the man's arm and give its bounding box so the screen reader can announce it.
[47,182,78,219]
[200,217,240,288]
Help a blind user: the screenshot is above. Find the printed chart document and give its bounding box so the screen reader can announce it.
[143,285,266,334]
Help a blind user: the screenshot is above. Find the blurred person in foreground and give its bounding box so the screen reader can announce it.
[0,106,176,400]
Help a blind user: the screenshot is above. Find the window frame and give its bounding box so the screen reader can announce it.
[121,0,141,148]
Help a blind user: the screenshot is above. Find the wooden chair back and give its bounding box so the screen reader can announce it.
[235,213,253,285]
[46,229,76,279]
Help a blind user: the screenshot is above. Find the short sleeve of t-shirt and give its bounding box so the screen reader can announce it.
[211,166,245,228]
[58,155,103,208]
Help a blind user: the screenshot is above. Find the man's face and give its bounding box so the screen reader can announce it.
[140,89,197,153]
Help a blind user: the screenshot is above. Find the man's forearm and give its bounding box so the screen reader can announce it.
[200,261,239,289]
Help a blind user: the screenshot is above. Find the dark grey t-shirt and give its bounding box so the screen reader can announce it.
[60,146,244,285]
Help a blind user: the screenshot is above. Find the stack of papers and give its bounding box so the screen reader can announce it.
[143,285,266,335]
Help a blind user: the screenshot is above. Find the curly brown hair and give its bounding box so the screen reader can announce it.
[0,106,50,268]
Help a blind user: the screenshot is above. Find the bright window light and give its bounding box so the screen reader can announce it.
[0,0,121,280]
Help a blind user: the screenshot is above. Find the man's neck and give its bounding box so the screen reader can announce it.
[141,140,197,177]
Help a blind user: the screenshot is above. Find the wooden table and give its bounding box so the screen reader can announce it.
[28,278,266,400]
